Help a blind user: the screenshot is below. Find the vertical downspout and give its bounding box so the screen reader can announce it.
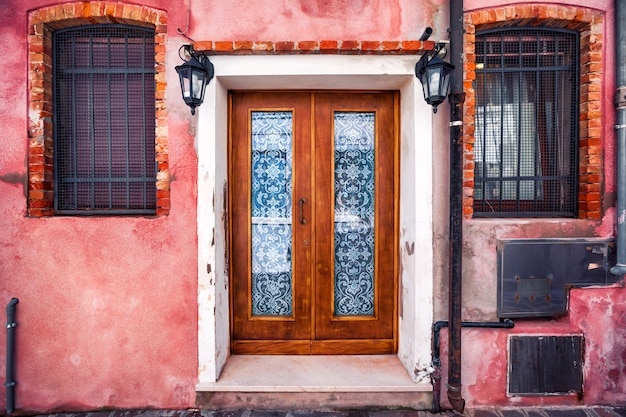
[5,298,18,415]
[610,1,626,276]
[447,0,466,413]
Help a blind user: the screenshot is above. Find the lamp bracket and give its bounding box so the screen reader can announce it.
[178,44,213,71]
[422,41,448,56]
[415,41,449,75]
[432,41,448,59]
[179,44,196,61]
[177,30,195,43]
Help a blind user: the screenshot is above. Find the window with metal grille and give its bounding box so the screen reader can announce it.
[53,25,156,215]
[473,28,579,217]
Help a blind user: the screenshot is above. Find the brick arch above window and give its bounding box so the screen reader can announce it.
[27,2,169,217]
[463,5,604,220]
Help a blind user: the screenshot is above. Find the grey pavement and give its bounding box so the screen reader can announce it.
[24,407,626,417]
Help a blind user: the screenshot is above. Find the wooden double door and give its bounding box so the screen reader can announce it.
[230,91,398,354]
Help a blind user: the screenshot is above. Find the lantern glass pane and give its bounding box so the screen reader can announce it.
[191,71,204,100]
[441,73,451,99]
[180,72,192,98]
[428,66,442,96]
[419,70,429,100]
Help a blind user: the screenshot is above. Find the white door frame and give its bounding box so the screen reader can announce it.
[195,54,435,388]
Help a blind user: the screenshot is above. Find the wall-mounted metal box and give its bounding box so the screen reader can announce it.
[497,238,620,318]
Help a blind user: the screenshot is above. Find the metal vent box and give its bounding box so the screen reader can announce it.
[509,335,584,395]
[497,238,619,318]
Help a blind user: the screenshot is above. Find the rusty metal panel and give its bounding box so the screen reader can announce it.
[497,238,619,318]
[508,335,583,395]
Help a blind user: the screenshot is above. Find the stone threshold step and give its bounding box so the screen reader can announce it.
[196,355,432,394]
[196,391,433,411]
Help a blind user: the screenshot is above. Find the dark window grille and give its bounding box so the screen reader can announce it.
[53,25,156,215]
[473,28,579,217]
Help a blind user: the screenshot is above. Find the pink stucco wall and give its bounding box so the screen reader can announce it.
[0,0,200,411]
[0,0,445,412]
[438,287,626,407]
[184,0,445,41]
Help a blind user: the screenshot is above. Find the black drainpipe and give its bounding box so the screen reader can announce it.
[5,298,18,415]
[610,1,626,276]
[447,0,465,413]
[431,320,515,412]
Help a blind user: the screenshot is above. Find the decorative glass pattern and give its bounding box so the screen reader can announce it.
[333,112,376,316]
[251,112,293,316]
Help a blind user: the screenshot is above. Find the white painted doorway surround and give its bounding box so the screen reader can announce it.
[195,54,435,389]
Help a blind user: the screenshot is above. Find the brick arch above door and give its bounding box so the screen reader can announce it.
[192,39,434,55]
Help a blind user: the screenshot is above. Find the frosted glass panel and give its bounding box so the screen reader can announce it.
[333,112,375,316]
[251,111,293,316]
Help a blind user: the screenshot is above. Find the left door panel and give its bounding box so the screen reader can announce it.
[230,92,313,354]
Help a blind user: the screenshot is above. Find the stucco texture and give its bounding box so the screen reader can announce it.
[0,0,446,412]
[186,0,446,41]
[438,287,626,407]
[1,0,625,412]
[0,0,201,411]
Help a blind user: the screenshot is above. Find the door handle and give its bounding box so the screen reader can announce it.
[299,198,307,225]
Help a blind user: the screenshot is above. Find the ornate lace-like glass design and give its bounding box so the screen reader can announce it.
[251,112,293,316]
[333,112,376,316]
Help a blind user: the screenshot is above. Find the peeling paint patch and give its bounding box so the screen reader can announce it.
[207,263,212,274]
[70,354,81,366]
[414,363,434,382]
[404,241,415,255]
[299,0,374,18]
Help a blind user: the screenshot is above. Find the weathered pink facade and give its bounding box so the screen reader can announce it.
[1,0,201,410]
[438,0,625,409]
[0,0,623,413]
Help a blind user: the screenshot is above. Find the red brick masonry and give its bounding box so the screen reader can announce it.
[193,40,434,55]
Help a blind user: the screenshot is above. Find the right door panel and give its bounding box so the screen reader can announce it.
[312,93,397,354]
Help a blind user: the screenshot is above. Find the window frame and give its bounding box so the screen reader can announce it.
[472,27,580,218]
[52,24,157,215]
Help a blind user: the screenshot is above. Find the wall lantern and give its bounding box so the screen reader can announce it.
[415,35,455,113]
[175,45,214,115]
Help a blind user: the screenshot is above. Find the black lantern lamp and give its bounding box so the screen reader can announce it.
[415,40,455,113]
[176,45,214,115]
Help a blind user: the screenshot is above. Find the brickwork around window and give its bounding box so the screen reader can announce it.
[27,2,169,217]
[463,5,604,220]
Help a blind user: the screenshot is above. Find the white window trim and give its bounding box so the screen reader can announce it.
[195,54,435,387]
